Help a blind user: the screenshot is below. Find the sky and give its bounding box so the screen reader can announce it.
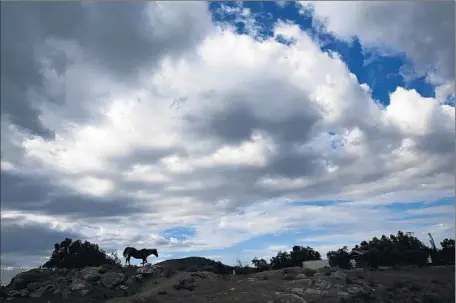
[1,1,455,284]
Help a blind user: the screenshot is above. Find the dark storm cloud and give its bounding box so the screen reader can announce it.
[0,218,83,256]
[1,3,55,139]
[266,148,324,178]
[183,88,322,155]
[1,171,143,217]
[0,2,210,138]
[414,131,456,162]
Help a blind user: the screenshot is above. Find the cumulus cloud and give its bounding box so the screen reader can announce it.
[1,1,454,277]
[1,2,212,138]
[300,1,455,99]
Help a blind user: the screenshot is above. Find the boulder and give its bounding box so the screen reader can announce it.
[29,284,55,298]
[314,280,332,289]
[290,288,304,295]
[7,290,22,297]
[100,272,124,288]
[81,268,102,282]
[125,276,136,285]
[347,285,364,294]
[26,282,39,292]
[331,270,347,280]
[293,276,312,287]
[71,281,88,291]
[136,264,162,277]
[10,270,44,290]
[19,288,30,297]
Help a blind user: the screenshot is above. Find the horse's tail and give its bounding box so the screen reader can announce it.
[123,247,132,258]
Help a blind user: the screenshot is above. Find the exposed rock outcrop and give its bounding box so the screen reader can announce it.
[1,264,165,301]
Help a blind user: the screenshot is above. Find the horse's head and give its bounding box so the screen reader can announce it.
[148,248,158,258]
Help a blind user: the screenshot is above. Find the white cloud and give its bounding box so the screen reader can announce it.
[405,205,455,216]
[301,1,455,98]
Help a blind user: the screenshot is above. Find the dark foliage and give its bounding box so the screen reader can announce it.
[436,238,455,265]
[42,238,121,269]
[291,245,322,265]
[270,251,292,269]
[251,257,269,271]
[327,231,455,270]
[327,246,351,269]
[253,245,322,270]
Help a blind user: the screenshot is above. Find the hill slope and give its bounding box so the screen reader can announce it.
[1,258,454,303]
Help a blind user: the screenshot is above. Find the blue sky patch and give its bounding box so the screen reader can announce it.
[162,227,196,240]
[209,1,439,106]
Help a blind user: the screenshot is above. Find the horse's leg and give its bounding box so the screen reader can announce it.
[126,255,131,266]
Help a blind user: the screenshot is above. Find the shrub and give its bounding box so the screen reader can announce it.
[42,238,121,269]
[327,246,351,269]
[251,257,269,272]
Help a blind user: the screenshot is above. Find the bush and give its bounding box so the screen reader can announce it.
[42,238,121,269]
[327,246,351,269]
[251,257,269,272]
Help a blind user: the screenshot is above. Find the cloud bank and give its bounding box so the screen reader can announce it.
[1,1,454,283]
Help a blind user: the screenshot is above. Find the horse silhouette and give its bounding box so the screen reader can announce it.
[123,247,158,266]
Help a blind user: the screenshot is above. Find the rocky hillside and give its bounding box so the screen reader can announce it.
[1,259,454,303]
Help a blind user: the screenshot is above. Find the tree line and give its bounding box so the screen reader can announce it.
[41,232,454,272]
[252,245,322,271]
[251,231,455,271]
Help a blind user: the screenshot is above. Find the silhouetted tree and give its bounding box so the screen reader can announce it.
[251,257,269,271]
[327,246,351,269]
[268,246,322,270]
[349,231,431,269]
[440,238,455,265]
[42,238,121,269]
[290,246,321,267]
[270,251,292,269]
[441,238,455,249]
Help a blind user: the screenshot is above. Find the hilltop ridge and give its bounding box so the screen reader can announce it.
[1,257,454,303]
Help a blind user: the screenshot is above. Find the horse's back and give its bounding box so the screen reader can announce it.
[123,246,136,256]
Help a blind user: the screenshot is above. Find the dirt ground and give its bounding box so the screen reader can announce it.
[104,266,455,303]
[5,265,455,303]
